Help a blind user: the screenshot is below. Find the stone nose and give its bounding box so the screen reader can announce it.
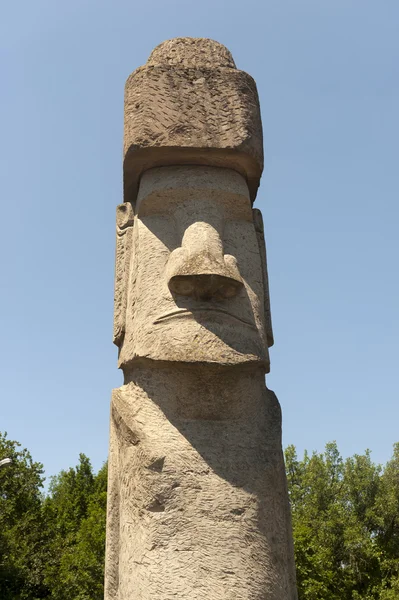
[167,222,243,300]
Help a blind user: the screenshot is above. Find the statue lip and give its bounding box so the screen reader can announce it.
[153,307,257,329]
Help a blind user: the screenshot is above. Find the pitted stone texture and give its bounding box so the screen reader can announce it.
[115,167,273,372]
[113,203,134,347]
[106,38,298,600]
[104,366,298,600]
[123,37,263,204]
[147,37,236,68]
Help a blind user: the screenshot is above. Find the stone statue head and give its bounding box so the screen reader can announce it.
[114,38,273,372]
[114,165,273,372]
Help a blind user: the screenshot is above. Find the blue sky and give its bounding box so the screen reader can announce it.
[1,0,398,484]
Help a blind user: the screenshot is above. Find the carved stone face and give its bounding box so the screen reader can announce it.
[117,166,272,370]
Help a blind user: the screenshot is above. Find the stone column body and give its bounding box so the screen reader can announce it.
[105,38,298,600]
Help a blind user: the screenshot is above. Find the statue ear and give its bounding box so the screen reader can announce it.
[113,203,134,347]
[253,208,274,348]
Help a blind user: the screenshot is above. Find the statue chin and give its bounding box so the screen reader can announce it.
[119,315,270,370]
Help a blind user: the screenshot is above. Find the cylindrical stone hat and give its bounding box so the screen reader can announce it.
[123,37,264,205]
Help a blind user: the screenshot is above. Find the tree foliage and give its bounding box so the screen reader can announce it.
[0,432,47,600]
[2,430,399,599]
[285,441,399,599]
[0,433,107,599]
[42,455,107,600]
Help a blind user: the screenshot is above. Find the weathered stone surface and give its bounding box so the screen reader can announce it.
[147,37,236,69]
[105,366,297,600]
[105,37,297,600]
[113,202,134,347]
[253,208,274,348]
[123,38,263,204]
[116,166,272,372]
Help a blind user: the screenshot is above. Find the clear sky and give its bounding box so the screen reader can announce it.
[1,0,398,485]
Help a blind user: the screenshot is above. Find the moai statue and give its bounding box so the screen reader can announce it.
[105,38,298,600]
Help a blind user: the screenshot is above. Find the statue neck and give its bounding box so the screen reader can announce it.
[123,360,268,421]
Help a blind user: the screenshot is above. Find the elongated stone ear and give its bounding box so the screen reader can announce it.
[113,203,134,347]
[253,208,274,347]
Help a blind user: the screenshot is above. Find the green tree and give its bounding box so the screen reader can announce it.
[0,431,48,600]
[42,455,107,600]
[374,443,399,598]
[286,442,399,600]
[285,442,384,600]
